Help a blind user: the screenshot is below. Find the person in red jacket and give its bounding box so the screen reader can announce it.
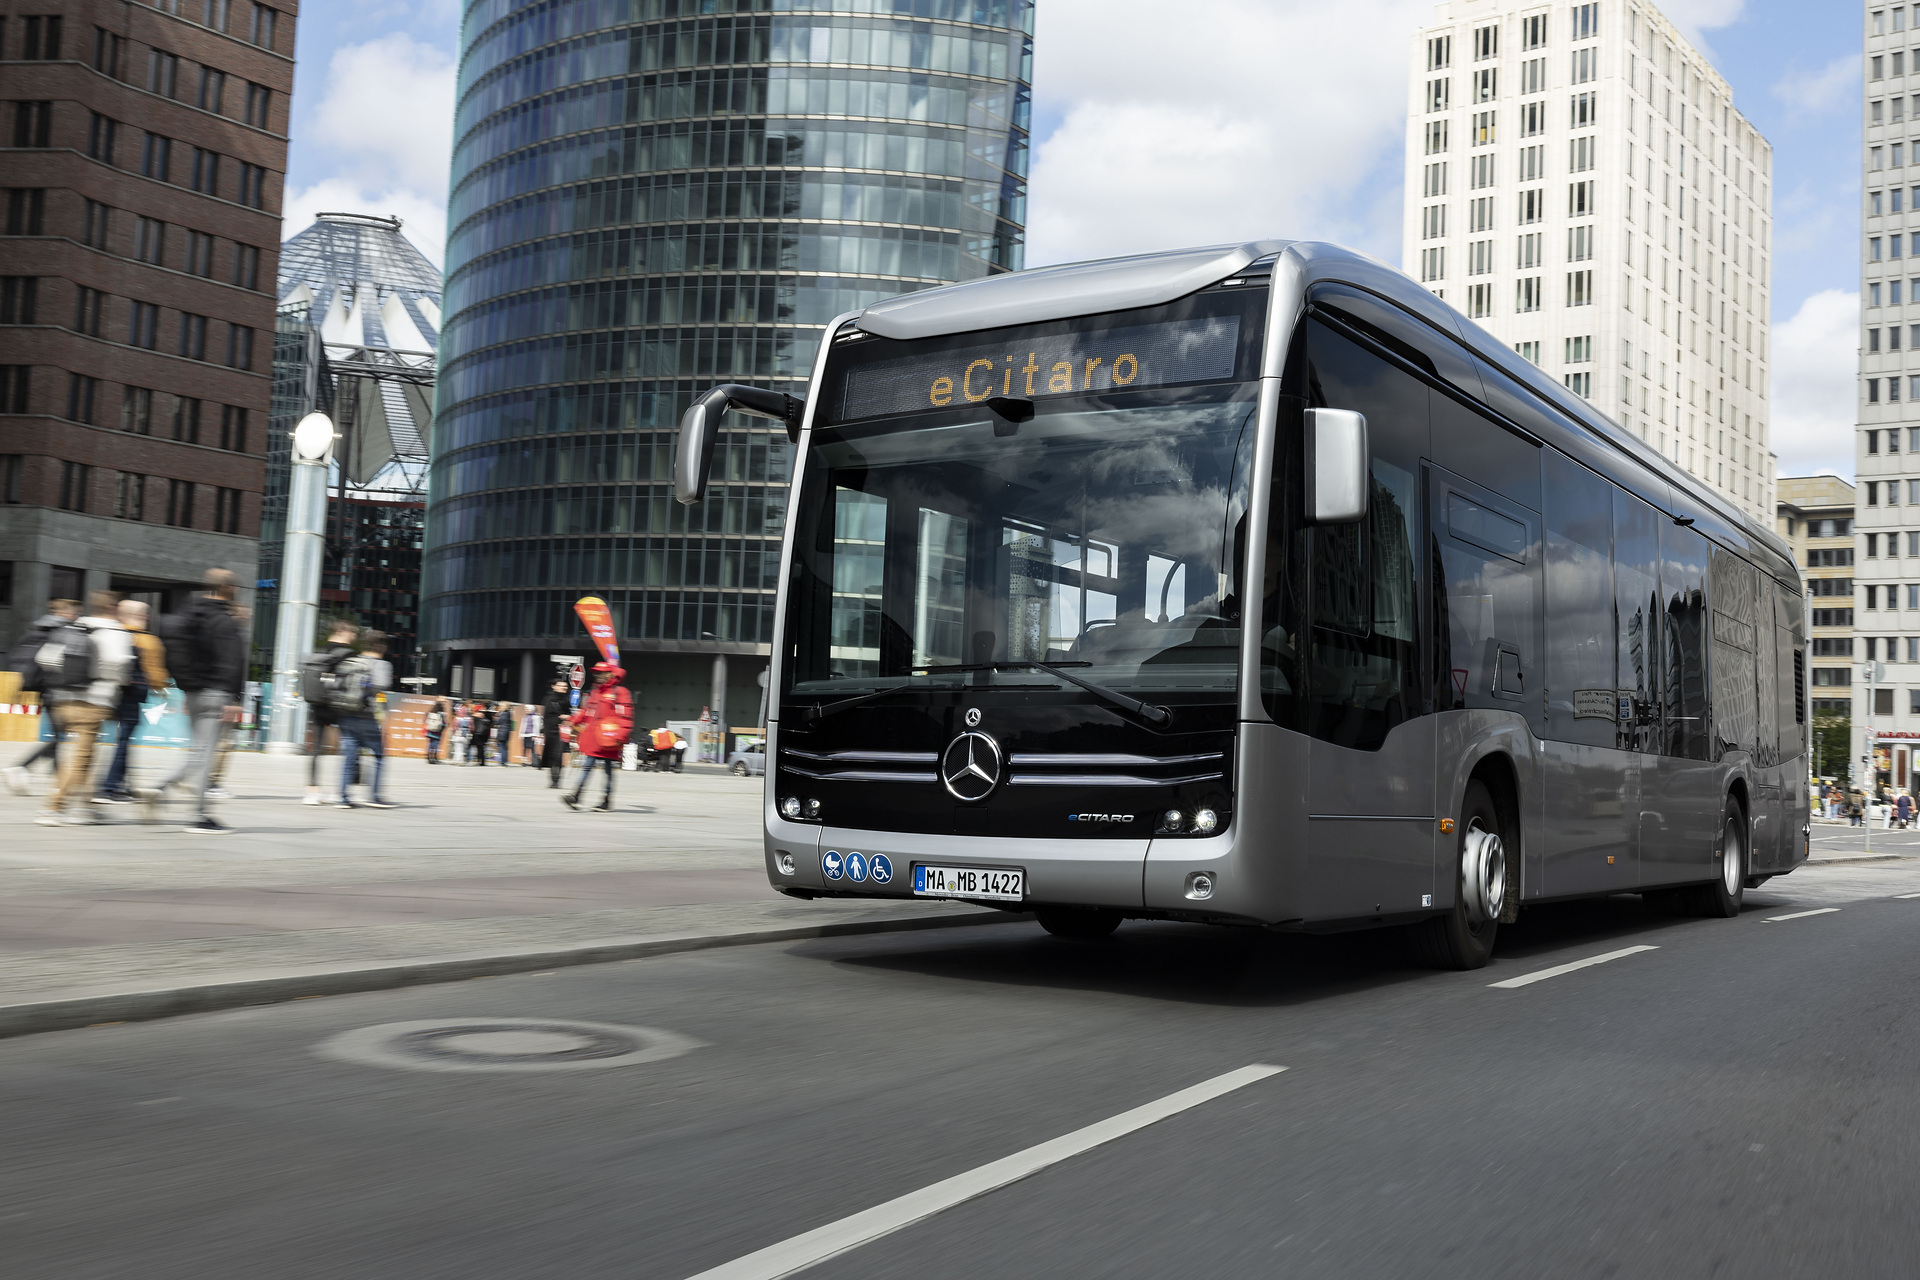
[562,662,633,811]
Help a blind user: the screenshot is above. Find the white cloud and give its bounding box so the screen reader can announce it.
[284,34,455,264]
[1025,0,1430,268]
[1770,289,1860,479]
[1771,55,1860,114]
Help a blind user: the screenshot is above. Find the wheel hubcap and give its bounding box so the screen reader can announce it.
[1461,819,1506,926]
[1722,819,1742,896]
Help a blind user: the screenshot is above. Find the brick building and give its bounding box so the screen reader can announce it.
[0,0,296,640]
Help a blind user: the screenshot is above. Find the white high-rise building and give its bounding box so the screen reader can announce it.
[1855,3,1920,795]
[1403,0,1774,521]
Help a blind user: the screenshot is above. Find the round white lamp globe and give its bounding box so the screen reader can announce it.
[292,412,335,461]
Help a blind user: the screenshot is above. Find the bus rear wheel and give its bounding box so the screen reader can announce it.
[1687,796,1746,918]
[1035,907,1122,940]
[1410,779,1505,970]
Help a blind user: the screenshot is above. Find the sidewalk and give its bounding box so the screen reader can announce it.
[0,748,1002,1036]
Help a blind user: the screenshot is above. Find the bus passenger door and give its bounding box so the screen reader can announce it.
[1646,519,1719,885]
[1612,490,1664,889]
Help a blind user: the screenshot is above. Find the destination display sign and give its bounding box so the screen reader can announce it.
[837,315,1242,421]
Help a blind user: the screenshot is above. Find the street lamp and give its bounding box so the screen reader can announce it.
[266,412,335,755]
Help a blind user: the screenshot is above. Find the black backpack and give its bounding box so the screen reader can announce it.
[34,620,96,691]
[7,617,66,694]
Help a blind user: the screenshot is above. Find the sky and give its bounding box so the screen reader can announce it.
[283,0,1865,478]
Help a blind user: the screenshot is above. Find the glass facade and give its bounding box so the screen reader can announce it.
[426,0,1034,684]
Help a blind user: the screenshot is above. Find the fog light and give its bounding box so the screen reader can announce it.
[776,852,796,876]
[1192,808,1219,835]
[805,798,822,818]
[1186,872,1215,900]
[780,796,803,820]
[1159,809,1184,833]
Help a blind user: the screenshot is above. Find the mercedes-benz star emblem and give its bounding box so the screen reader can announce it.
[940,732,1003,803]
[964,707,982,727]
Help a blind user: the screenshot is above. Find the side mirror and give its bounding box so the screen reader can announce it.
[1305,407,1369,524]
[675,383,808,506]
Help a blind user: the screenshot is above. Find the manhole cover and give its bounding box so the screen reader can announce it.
[315,1018,702,1074]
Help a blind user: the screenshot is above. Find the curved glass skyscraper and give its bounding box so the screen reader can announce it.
[427,0,1033,719]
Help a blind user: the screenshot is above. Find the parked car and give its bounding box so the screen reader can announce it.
[728,742,766,776]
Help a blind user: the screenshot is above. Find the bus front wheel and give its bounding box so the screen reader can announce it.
[1035,907,1122,940]
[1411,779,1505,970]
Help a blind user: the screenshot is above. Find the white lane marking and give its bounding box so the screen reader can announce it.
[1487,945,1660,989]
[1897,893,1920,900]
[1765,907,1842,922]
[681,1064,1286,1280]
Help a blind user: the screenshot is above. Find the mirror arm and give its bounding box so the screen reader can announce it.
[675,383,809,507]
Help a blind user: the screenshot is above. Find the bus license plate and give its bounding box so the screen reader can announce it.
[913,865,1024,902]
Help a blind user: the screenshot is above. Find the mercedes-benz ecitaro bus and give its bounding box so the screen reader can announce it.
[675,240,1810,968]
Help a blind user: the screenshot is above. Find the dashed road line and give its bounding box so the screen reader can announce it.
[681,1064,1287,1280]
[1764,907,1842,922]
[1895,892,1920,900]
[1488,945,1660,989]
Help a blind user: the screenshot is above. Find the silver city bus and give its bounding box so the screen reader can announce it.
[675,241,1810,968]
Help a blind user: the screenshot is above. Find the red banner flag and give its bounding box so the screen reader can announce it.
[574,596,620,667]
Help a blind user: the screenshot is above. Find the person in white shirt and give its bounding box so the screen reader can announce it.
[38,590,134,826]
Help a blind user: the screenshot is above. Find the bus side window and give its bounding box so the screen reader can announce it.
[1660,521,1712,761]
[1709,544,1761,761]
[1613,490,1662,753]
[1542,450,1615,747]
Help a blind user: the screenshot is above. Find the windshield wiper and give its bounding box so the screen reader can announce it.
[798,661,1172,727]
[799,676,968,724]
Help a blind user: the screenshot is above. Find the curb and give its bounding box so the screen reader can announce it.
[1804,854,1918,867]
[0,908,1028,1041]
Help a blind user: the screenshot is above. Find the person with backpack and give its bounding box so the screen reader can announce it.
[301,621,360,805]
[540,678,571,787]
[494,702,514,766]
[468,701,493,766]
[333,631,394,808]
[96,599,170,804]
[145,569,247,834]
[562,662,632,811]
[36,591,134,826]
[423,700,447,764]
[3,597,80,795]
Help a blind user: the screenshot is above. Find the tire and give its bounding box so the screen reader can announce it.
[1035,907,1122,940]
[732,761,749,776]
[1410,779,1506,970]
[1687,796,1746,918]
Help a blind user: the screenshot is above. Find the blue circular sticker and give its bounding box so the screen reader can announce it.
[822,851,843,880]
[869,854,893,884]
[846,852,869,883]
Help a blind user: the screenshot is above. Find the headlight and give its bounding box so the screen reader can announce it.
[805,798,822,818]
[780,795,803,820]
[1192,808,1219,835]
[1158,809,1184,833]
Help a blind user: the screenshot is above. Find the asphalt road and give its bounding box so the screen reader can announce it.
[5,862,1920,1279]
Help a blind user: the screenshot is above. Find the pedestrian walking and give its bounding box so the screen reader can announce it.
[424,700,447,763]
[332,631,394,808]
[34,591,134,825]
[469,701,494,765]
[495,702,514,766]
[540,679,570,787]
[520,706,541,766]
[301,621,360,805]
[145,569,247,833]
[4,597,81,795]
[562,662,632,811]
[97,599,170,803]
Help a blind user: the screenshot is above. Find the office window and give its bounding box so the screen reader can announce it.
[205,0,231,31]
[1572,92,1598,127]
[1422,205,1447,239]
[92,27,121,76]
[115,472,145,521]
[1572,3,1599,39]
[213,486,242,534]
[1426,79,1451,113]
[0,365,28,414]
[87,112,116,163]
[1876,100,1888,126]
[1520,101,1546,137]
[189,148,219,195]
[1468,282,1493,318]
[128,300,158,348]
[1473,24,1497,59]
[1871,430,1882,455]
[173,395,201,443]
[184,230,213,277]
[178,312,206,360]
[243,82,270,128]
[1518,188,1544,224]
[73,286,105,337]
[142,133,172,182]
[0,277,38,324]
[1469,196,1494,232]
[66,374,98,424]
[1475,69,1497,103]
[231,242,259,290]
[13,101,52,148]
[1516,276,1543,312]
[1570,135,1596,172]
[1566,336,1593,362]
[59,462,90,512]
[122,385,152,434]
[0,453,19,501]
[134,216,166,264]
[1428,35,1452,71]
[1567,224,1594,261]
[1515,340,1541,364]
[1420,246,1446,282]
[198,68,225,114]
[1874,190,1885,216]
[1471,154,1495,188]
[1518,231,1543,267]
[237,162,266,208]
[1523,14,1547,48]
[219,404,247,452]
[1567,269,1594,306]
[1874,57,1885,81]
[1570,180,1596,215]
[1874,147,1886,171]
[1874,283,1885,307]
[1468,239,1494,276]
[1873,237,1885,261]
[147,50,178,98]
[1425,120,1449,154]
[1422,162,1448,197]
[5,188,45,235]
[1872,328,1883,353]
[225,323,253,370]
[249,3,275,48]
[22,15,63,59]
[1473,110,1497,146]
[165,479,195,527]
[1571,48,1598,84]
[1564,371,1592,397]
[1521,57,1546,95]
